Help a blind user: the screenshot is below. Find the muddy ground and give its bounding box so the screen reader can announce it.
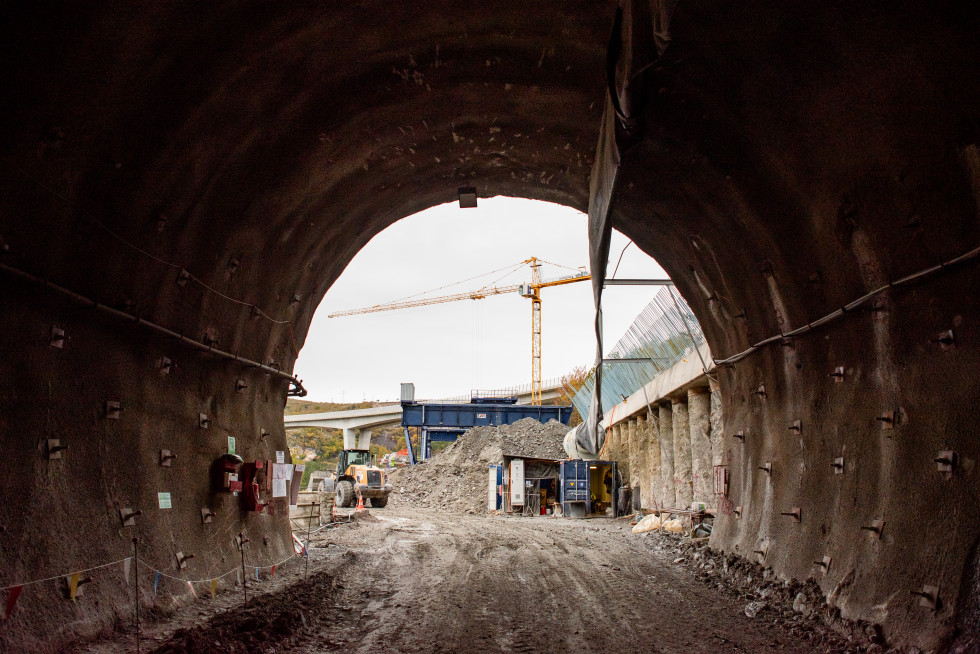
[72,503,897,654]
[69,417,898,653]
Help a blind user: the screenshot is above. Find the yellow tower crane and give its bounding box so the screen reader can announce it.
[327,258,591,404]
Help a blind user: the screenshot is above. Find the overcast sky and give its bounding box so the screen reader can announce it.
[294,197,668,403]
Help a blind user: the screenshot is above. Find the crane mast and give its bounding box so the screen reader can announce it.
[328,257,591,404]
[526,258,543,405]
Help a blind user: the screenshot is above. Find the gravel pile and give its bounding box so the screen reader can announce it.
[388,418,570,513]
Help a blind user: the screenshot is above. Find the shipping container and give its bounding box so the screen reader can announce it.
[560,460,618,518]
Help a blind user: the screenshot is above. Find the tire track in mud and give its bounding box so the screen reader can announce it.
[288,508,841,653]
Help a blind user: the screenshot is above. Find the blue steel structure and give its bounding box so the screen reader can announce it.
[401,395,573,463]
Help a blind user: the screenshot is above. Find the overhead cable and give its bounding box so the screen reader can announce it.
[0,262,307,397]
[712,244,980,366]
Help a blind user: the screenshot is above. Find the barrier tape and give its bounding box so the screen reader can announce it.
[0,551,299,592]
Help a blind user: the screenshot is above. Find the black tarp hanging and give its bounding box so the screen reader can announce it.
[574,0,679,456]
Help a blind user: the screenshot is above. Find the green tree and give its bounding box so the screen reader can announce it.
[555,365,590,426]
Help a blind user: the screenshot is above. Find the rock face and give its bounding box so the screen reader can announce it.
[0,1,978,650]
[389,418,569,513]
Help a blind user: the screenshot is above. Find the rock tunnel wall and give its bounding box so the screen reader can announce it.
[0,3,612,649]
[0,0,977,650]
[0,277,296,651]
[606,3,980,649]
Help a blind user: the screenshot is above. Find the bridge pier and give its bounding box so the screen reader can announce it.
[342,428,372,451]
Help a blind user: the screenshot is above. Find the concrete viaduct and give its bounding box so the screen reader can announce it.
[0,2,978,650]
[284,384,563,449]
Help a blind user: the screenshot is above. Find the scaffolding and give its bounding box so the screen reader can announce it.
[571,287,705,419]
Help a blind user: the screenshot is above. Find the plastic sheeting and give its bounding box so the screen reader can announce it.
[576,0,680,457]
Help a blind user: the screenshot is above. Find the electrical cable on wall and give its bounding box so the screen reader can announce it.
[0,262,307,396]
[9,163,304,356]
[713,244,980,366]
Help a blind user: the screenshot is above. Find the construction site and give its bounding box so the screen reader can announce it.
[2,1,980,652]
[69,415,880,653]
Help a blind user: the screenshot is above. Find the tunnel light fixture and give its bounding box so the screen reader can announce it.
[458,186,478,208]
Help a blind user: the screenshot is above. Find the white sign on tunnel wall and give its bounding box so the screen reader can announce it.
[510,459,524,506]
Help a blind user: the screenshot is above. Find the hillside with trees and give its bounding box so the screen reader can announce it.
[554,365,589,426]
[284,398,395,487]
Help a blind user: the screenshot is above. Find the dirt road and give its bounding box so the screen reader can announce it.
[305,509,786,653]
[87,506,859,653]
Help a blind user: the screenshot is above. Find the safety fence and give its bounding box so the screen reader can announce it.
[572,286,705,419]
[1,546,302,619]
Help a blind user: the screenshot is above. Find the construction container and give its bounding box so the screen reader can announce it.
[560,460,619,518]
[500,455,562,515]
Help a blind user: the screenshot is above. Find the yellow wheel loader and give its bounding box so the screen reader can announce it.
[331,449,392,508]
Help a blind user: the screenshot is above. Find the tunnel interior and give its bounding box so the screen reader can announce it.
[1,1,979,650]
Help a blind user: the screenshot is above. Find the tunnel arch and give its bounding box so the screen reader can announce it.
[1,1,978,650]
[292,195,669,402]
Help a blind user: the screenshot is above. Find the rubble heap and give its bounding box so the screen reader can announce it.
[636,531,883,652]
[389,418,570,513]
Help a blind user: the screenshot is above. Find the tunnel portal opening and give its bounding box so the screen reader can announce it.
[292,196,670,406]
